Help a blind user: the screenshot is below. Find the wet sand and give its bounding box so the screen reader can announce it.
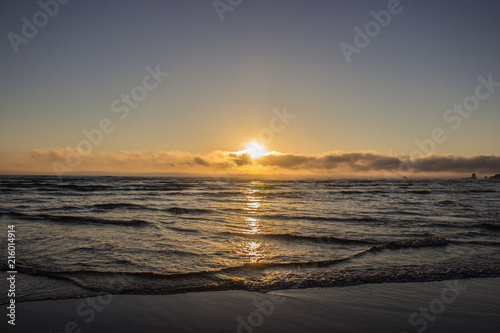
[2,277,499,332]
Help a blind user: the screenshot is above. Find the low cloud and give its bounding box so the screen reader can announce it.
[259,151,500,174]
[1,148,499,177]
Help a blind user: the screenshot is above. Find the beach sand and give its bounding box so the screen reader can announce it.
[3,277,499,332]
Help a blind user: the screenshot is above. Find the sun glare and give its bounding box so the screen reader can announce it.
[245,141,267,159]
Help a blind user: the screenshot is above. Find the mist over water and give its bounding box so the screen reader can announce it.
[1,176,499,303]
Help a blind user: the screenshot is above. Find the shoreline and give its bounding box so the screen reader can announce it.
[3,277,500,332]
[4,270,500,306]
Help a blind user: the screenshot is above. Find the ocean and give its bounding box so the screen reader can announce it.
[1,176,499,304]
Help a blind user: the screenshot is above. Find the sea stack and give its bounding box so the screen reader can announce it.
[489,174,500,180]
[470,173,477,179]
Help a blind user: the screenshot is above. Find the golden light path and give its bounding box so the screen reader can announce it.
[240,181,266,263]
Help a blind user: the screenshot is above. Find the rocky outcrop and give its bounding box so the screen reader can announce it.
[489,174,500,180]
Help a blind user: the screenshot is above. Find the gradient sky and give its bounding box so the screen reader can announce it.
[1,0,499,176]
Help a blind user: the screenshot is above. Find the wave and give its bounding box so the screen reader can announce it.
[450,240,500,246]
[57,184,114,192]
[236,257,350,270]
[6,254,499,304]
[207,189,305,199]
[0,179,192,193]
[127,185,188,192]
[1,204,213,223]
[322,181,385,187]
[93,203,145,210]
[251,191,304,199]
[165,207,213,215]
[0,210,149,227]
[412,190,431,194]
[258,213,380,223]
[338,190,364,194]
[166,226,200,233]
[219,232,376,245]
[467,189,497,193]
[7,256,354,290]
[436,200,456,206]
[479,223,500,231]
[386,210,429,216]
[367,237,448,251]
[463,222,500,231]
[40,214,150,227]
[205,191,244,197]
[333,190,388,195]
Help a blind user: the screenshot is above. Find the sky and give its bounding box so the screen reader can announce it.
[1,0,499,177]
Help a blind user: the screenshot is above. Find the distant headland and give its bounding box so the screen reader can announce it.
[464,173,500,180]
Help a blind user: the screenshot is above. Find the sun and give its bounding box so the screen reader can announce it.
[245,141,267,159]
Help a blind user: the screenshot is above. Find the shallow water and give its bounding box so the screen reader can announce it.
[1,176,499,303]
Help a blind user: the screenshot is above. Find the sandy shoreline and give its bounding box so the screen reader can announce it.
[2,277,500,332]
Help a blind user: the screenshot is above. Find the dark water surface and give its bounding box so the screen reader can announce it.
[0,176,499,303]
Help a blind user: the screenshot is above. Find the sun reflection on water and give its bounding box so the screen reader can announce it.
[244,217,260,234]
[244,194,261,212]
[241,240,265,263]
[239,181,267,262]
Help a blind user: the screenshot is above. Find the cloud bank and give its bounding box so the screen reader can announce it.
[0,149,499,177]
